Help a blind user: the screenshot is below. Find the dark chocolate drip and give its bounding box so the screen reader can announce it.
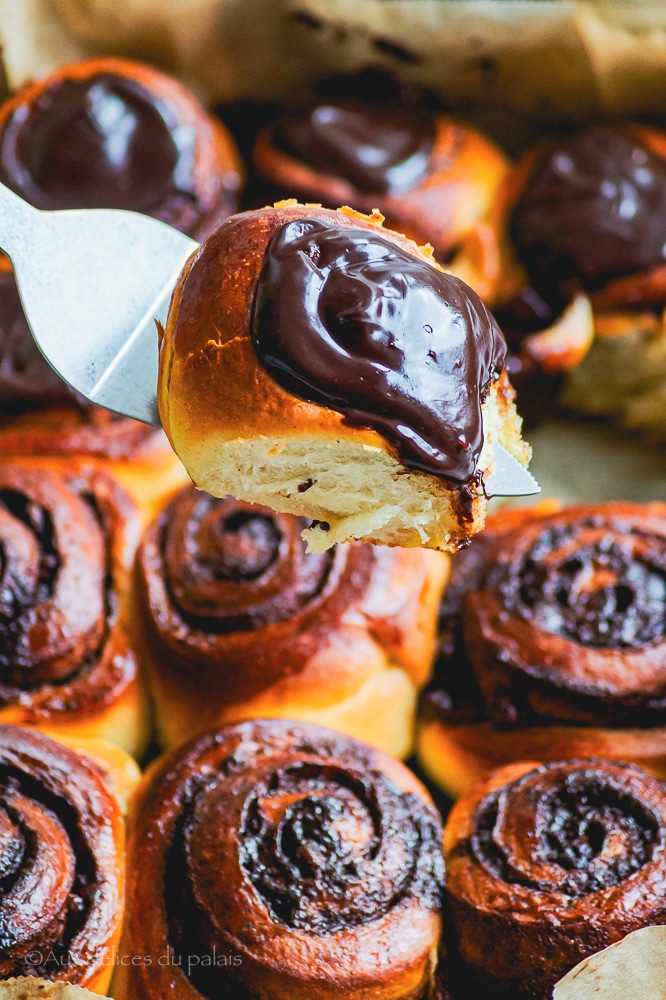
[252,218,506,484]
[473,764,660,897]
[161,492,334,632]
[495,516,666,649]
[0,268,79,411]
[273,101,435,194]
[0,72,195,214]
[511,126,666,292]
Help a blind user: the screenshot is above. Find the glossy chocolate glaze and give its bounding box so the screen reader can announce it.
[252,218,506,484]
[512,126,666,291]
[273,101,435,194]
[0,72,195,214]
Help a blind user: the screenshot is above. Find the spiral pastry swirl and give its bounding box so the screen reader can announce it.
[0,461,145,754]
[0,725,124,990]
[424,503,666,728]
[445,758,666,999]
[117,719,444,1000]
[138,487,446,752]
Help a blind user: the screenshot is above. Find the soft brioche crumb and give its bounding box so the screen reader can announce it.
[183,375,529,552]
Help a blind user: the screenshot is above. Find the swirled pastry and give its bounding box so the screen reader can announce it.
[137,488,448,756]
[0,459,150,757]
[445,758,666,999]
[159,202,529,552]
[114,718,445,1000]
[418,502,666,797]
[0,725,125,993]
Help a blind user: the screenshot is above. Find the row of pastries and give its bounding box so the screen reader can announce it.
[0,47,664,1000]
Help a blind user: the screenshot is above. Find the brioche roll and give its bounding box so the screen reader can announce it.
[0,57,242,502]
[497,124,666,435]
[254,103,509,300]
[445,758,666,999]
[114,718,445,1000]
[137,487,448,756]
[0,725,125,994]
[159,202,529,553]
[418,501,666,798]
[0,459,150,758]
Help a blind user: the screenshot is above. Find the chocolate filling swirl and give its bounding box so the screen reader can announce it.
[128,720,444,1000]
[159,492,333,633]
[0,725,122,983]
[472,763,659,896]
[0,462,138,721]
[445,759,666,1000]
[422,503,666,728]
[138,488,384,704]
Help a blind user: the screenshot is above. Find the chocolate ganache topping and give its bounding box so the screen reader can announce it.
[273,101,435,194]
[0,72,196,215]
[511,126,666,292]
[252,218,506,484]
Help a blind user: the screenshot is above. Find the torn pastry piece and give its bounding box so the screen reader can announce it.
[253,101,509,300]
[497,124,666,434]
[159,203,530,553]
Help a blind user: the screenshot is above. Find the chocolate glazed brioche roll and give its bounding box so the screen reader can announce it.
[159,202,530,553]
[137,487,449,756]
[0,725,125,994]
[114,718,445,1000]
[418,502,666,798]
[445,758,666,999]
[0,57,243,509]
[0,460,150,758]
[253,101,509,300]
[495,124,666,432]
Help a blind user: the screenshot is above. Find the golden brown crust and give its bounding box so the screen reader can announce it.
[444,758,666,999]
[136,487,449,755]
[0,459,150,757]
[0,725,125,994]
[115,719,444,1000]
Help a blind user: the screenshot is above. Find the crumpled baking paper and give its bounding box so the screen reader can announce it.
[554,926,666,1000]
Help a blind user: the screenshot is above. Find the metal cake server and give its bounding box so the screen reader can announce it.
[0,180,539,497]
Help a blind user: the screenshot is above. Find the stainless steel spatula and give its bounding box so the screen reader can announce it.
[0,179,539,497]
